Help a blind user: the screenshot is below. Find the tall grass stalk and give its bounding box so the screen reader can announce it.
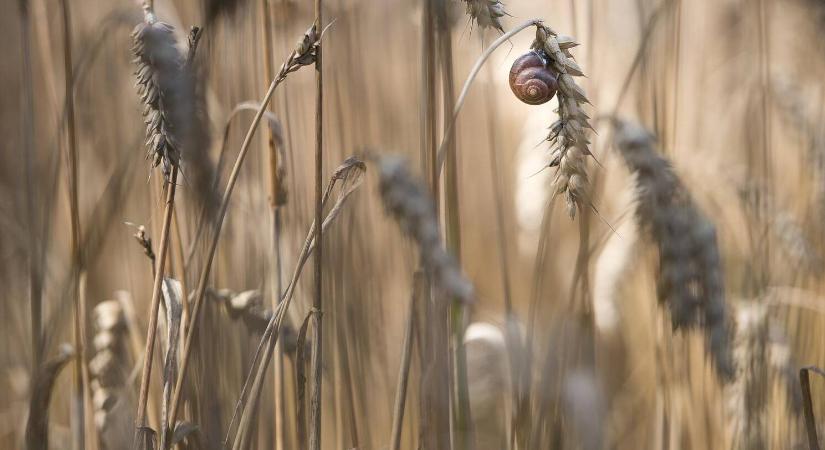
[18,0,42,376]
[310,1,325,449]
[225,157,364,450]
[59,0,93,446]
[259,0,287,447]
[435,19,542,176]
[168,25,323,429]
[434,1,472,446]
[419,3,449,447]
[481,38,522,450]
[390,272,423,450]
[133,167,179,444]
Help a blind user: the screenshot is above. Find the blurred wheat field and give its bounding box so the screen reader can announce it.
[3,0,825,448]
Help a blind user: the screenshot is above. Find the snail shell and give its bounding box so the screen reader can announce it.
[509,50,558,105]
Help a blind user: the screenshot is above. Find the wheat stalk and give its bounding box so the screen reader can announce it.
[310,2,325,449]
[259,0,288,446]
[167,24,326,433]
[131,11,203,446]
[58,0,95,446]
[225,157,365,450]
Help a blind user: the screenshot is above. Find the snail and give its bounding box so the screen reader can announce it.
[509,50,558,105]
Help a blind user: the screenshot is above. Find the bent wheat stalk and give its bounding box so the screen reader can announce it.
[131,12,201,445]
[167,23,326,433]
[225,158,365,450]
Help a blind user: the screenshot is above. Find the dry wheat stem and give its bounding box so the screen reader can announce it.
[435,19,542,177]
[183,101,284,270]
[59,0,93,446]
[390,272,423,450]
[310,1,324,449]
[18,0,42,375]
[225,158,364,450]
[133,167,179,441]
[131,12,202,445]
[168,26,324,431]
[259,0,287,446]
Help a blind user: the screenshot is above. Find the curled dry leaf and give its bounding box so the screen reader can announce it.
[25,344,75,450]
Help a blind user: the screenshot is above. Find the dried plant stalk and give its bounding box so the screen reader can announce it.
[224,157,365,450]
[612,119,734,379]
[390,272,423,450]
[131,11,201,443]
[310,2,324,449]
[58,0,94,446]
[167,22,324,432]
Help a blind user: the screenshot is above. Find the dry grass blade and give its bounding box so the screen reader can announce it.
[25,344,75,450]
[158,278,182,450]
[59,0,91,445]
[185,101,285,269]
[132,8,202,441]
[224,156,365,449]
[390,271,423,450]
[800,366,825,450]
[612,118,734,379]
[167,22,325,430]
[435,19,542,177]
[295,311,314,449]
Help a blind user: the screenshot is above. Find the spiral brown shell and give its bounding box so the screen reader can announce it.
[509,51,558,105]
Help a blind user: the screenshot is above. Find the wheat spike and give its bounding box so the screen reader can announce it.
[613,119,734,379]
[533,25,592,218]
[377,155,474,304]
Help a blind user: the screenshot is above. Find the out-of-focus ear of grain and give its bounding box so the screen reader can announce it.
[465,322,507,450]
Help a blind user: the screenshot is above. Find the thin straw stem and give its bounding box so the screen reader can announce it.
[133,167,179,441]
[59,0,93,446]
[259,0,286,447]
[168,61,291,431]
[435,19,542,177]
[390,272,422,450]
[309,0,324,449]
